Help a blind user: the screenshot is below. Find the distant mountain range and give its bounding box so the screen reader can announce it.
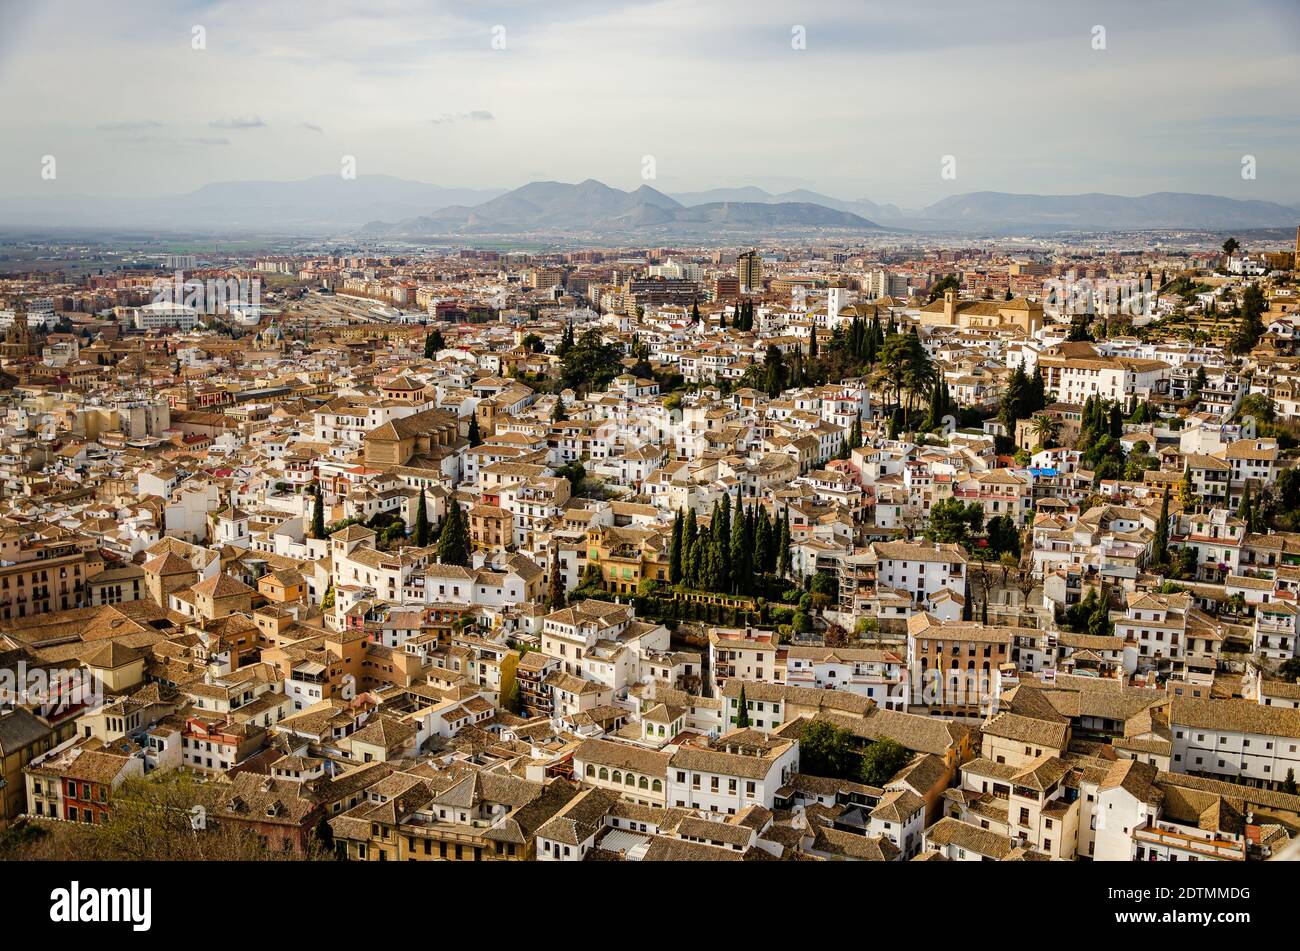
[0,174,1295,236]
[359,179,886,237]
[672,188,1300,232]
[669,186,904,223]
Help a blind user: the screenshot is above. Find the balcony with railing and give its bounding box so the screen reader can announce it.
[1133,823,1245,861]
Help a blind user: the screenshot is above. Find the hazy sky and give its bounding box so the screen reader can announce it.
[1,0,1297,207]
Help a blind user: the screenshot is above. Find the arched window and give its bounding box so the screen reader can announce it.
[652,779,662,792]
[598,768,608,781]
[612,771,622,784]
[625,773,635,786]
[639,776,649,789]
[585,764,595,777]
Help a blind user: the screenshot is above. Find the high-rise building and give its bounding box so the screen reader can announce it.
[737,251,762,293]
[712,275,740,301]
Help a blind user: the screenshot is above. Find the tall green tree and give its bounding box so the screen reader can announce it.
[1152,487,1170,566]
[1229,283,1266,354]
[712,496,731,594]
[436,499,470,567]
[1238,484,1254,528]
[730,492,751,595]
[762,345,788,397]
[999,363,1030,435]
[548,550,566,609]
[798,720,856,778]
[735,685,751,728]
[414,487,431,547]
[683,507,700,587]
[754,506,774,575]
[777,507,792,578]
[669,509,684,585]
[859,739,910,786]
[310,485,326,540]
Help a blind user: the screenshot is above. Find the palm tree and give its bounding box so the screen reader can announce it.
[1031,414,1059,450]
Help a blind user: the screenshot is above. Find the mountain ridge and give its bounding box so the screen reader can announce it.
[0,175,1295,235]
[360,179,887,236]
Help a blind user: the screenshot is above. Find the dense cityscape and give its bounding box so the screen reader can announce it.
[0,225,1297,871]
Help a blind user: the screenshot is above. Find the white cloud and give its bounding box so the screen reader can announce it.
[211,115,267,129]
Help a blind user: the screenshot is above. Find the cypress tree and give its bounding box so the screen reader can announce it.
[1000,364,1028,433]
[436,499,470,567]
[669,509,684,585]
[683,508,699,587]
[736,685,751,728]
[310,485,326,540]
[468,414,482,447]
[928,379,943,430]
[548,550,566,609]
[700,538,721,593]
[731,493,750,595]
[1153,487,1170,566]
[714,496,731,593]
[414,487,431,547]
[744,501,756,561]
[778,507,792,578]
[755,507,773,575]
[1238,485,1254,528]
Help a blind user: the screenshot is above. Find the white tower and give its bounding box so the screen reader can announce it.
[826,287,845,327]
